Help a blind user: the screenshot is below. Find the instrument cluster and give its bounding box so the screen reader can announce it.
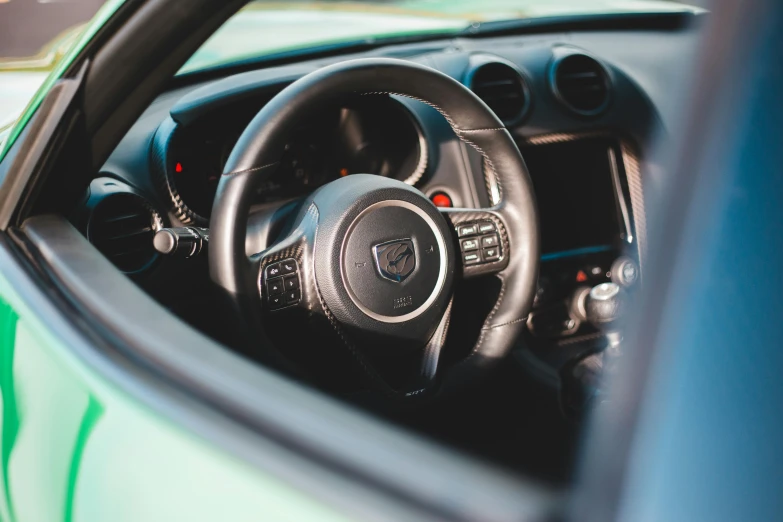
[164,95,427,221]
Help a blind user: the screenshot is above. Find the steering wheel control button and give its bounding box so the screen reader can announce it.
[452,221,503,267]
[269,294,286,310]
[264,258,301,311]
[458,224,479,237]
[483,247,500,262]
[267,278,284,296]
[266,263,282,278]
[481,234,499,248]
[285,289,301,305]
[463,252,481,265]
[281,259,297,274]
[461,238,479,251]
[478,222,496,234]
[284,275,299,290]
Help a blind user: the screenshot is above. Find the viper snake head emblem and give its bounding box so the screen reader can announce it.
[373,239,416,282]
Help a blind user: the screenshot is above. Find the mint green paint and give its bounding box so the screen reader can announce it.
[0,272,352,522]
[63,398,102,522]
[10,317,95,521]
[0,301,19,522]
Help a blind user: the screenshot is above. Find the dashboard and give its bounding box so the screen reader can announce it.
[81,13,702,361]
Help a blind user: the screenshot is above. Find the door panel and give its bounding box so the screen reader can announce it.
[0,277,351,522]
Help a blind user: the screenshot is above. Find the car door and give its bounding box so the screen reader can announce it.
[0,4,354,521]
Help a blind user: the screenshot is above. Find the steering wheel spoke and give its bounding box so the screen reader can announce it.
[440,207,510,278]
[342,297,455,401]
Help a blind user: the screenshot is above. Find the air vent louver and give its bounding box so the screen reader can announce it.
[88,193,161,274]
[469,62,530,124]
[552,53,610,115]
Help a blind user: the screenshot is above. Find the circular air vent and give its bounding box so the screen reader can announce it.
[88,193,162,274]
[467,60,530,125]
[550,52,611,116]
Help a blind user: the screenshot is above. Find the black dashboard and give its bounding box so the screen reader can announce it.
[79,14,702,371]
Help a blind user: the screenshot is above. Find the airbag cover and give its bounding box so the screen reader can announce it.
[341,201,446,321]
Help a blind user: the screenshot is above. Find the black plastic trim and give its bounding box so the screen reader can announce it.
[0,62,87,230]
[463,10,704,38]
[548,48,613,118]
[170,66,315,126]
[464,54,533,126]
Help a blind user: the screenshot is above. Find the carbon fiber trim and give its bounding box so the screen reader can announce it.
[621,140,646,272]
[357,91,505,207]
[257,203,316,312]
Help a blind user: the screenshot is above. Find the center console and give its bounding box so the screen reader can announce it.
[490,134,645,415]
[520,136,640,340]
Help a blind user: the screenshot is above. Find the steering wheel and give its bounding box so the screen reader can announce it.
[209,58,539,401]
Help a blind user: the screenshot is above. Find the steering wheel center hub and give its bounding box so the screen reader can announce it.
[341,200,447,322]
[307,174,455,343]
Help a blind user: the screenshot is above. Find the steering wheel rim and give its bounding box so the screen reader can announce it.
[209,58,539,400]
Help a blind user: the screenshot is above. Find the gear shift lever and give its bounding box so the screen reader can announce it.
[567,282,627,411]
[573,282,626,349]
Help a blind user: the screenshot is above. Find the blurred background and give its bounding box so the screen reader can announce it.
[0,0,709,132]
[1,0,105,130]
[0,0,105,57]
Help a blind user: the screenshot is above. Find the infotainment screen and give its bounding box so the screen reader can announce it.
[520,137,622,256]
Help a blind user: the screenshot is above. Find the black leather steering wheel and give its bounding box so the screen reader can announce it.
[209,58,539,401]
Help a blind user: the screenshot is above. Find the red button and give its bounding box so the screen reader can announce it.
[431,192,452,208]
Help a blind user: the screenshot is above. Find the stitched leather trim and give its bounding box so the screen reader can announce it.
[221,161,280,177]
[471,273,507,357]
[457,127,506,133]
[361,92,505,204]
[307,201,402,398]
[483,317,527,330]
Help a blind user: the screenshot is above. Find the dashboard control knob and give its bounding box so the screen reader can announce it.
[611,257,639,287]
